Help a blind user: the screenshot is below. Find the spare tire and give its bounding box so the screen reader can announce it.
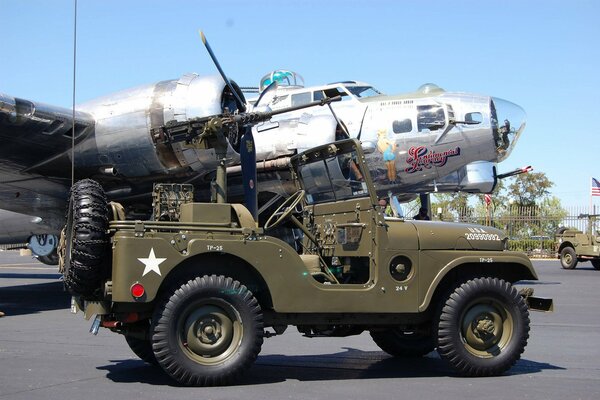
[61,179,110,298]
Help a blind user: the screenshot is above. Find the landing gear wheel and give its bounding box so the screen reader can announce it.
[37,251,59,266]
[151,275,264,386]
[370,329,434,357]
[61,179,110,298]
[591,260,600,270]
[437,277,530,377]
[264,190,305,230]
[560,247,578,269]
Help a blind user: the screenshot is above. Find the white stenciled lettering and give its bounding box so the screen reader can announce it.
[465,233,500,241]
[206,244,224,251]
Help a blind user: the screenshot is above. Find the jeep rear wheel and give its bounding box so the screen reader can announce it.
[591,260,600,270]
[151,275,263,386]
[437,277,530,377]
[560,247,577,269]
[61,179,110,298]
[370,328,434,357]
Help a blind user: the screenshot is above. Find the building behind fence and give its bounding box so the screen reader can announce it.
[430,205,599,258]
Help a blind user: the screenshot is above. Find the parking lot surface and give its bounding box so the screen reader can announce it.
[1,252,598,400]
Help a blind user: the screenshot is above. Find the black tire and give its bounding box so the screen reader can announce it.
[437,277,530,377]
[591,260,600,270]
[560,247,578,269]
[125,331,158,366]
[124,320,158,366]
[126,336,157,365]
[151,275,264,386]
[62,179,110,298]
[370,328,434,357]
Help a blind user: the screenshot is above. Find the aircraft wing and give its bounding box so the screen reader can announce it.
[0,93,96,232]
[0,92,95,173]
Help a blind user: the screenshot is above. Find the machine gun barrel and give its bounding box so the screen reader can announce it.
[153,96,340,146]
[226,95,341,125]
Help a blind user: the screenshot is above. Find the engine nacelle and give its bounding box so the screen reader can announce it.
[76,74,242,178]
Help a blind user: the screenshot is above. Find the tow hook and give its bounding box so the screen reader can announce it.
[519,287,554,312]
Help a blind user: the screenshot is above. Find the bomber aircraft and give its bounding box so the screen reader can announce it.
[0,35,526,264]
[248,69,525,197]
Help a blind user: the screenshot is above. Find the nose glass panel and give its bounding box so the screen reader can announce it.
[491,97,526,162]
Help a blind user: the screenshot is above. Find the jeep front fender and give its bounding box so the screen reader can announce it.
[418,251,537,312]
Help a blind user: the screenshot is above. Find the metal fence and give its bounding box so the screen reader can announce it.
[434,205,599,258]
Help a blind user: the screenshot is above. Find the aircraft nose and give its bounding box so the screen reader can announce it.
[490,97,526,162]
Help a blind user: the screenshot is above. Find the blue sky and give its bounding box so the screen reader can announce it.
[1,0,599,207]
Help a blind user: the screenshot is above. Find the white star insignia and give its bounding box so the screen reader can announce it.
[138,248,166,276]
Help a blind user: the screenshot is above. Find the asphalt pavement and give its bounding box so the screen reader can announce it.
[0,251,598,400]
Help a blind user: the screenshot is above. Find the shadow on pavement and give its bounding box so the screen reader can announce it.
[98,346,564,386]
[0,280,70,316]
[0,272,61,280]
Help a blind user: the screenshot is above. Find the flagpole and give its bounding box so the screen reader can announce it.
[591,176,593,216]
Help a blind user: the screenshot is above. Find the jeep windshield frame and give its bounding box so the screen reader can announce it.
[291,139,378,206]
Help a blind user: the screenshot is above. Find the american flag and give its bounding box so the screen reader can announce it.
[593,177,600,197]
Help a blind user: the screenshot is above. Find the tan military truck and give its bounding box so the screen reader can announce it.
[555,214,600,270]
[62,139,552,386]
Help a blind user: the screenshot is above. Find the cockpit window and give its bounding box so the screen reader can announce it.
[297,150,369,204]
[345,86,381,98]
[417,105,445,132]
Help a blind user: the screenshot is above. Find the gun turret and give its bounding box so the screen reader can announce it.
[150,96,340,152]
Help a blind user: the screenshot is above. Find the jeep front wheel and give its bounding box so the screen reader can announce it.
[151,275,264,386]
[437,277,530,376]
[560,247,578,269]
[591,260,600,270]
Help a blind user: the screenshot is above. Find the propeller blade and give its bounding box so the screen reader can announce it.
[199,31,246,112]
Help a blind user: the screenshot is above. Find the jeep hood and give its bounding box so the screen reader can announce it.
[408,221,507,251]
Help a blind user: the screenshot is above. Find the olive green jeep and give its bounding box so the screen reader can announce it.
[61,139,552,386]
[555,214,600,270]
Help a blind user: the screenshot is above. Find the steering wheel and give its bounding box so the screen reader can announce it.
[264,190,306,230]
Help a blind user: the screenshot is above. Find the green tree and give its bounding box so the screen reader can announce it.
[538,196,568,235]
[500,171,565,240]
[507,172,553,206]
[432,192,473,221]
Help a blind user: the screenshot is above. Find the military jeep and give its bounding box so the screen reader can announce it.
[555,214,600,270]
[62,139,552,386]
